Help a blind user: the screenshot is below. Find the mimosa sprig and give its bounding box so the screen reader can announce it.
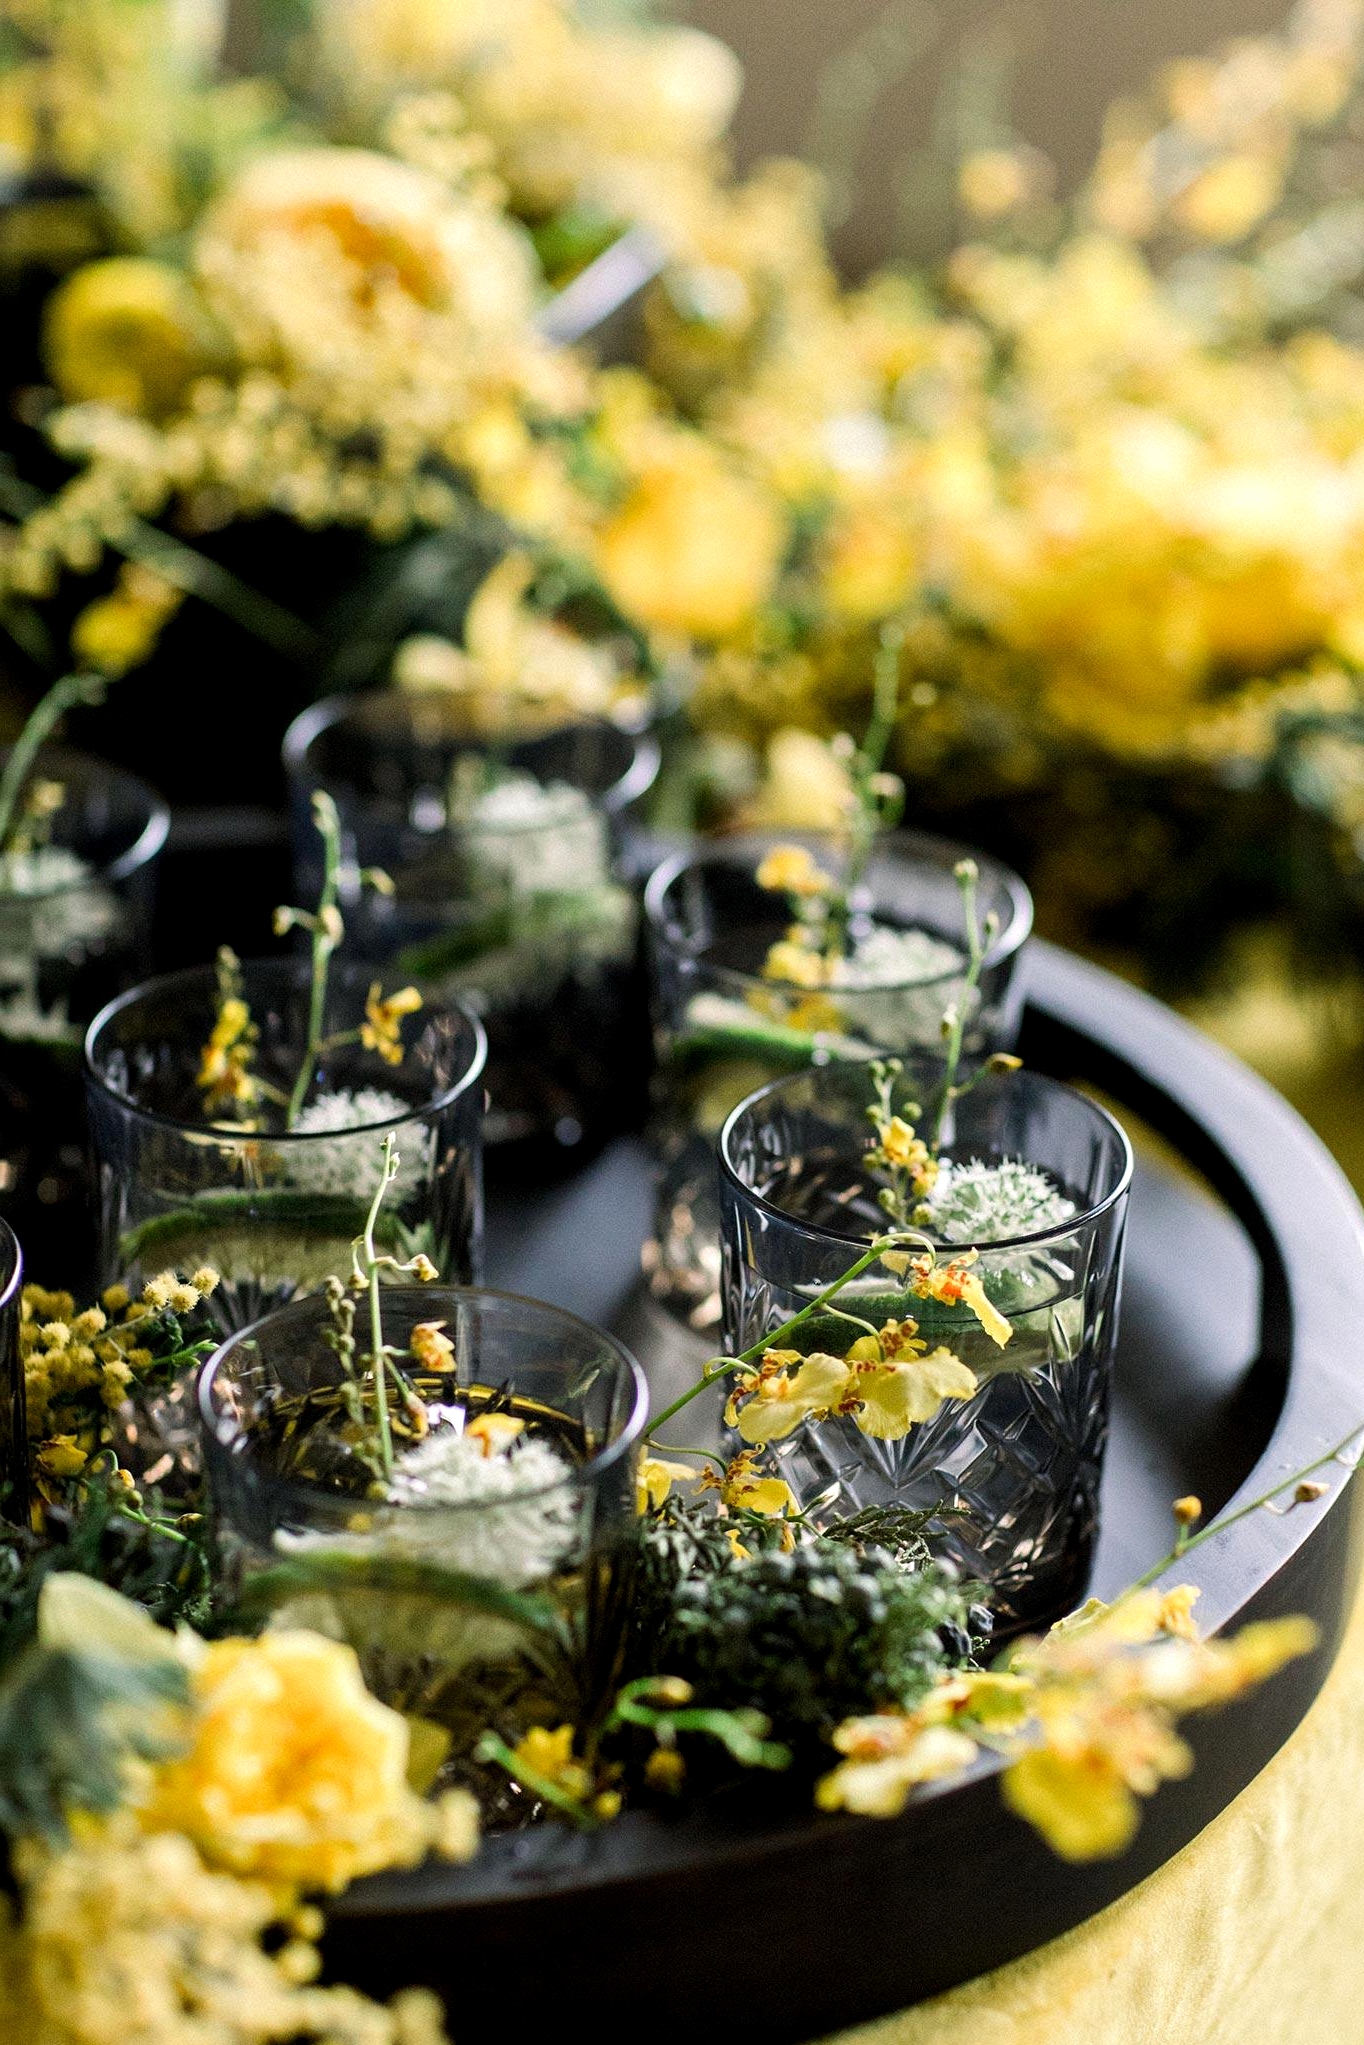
[0,670,106,857]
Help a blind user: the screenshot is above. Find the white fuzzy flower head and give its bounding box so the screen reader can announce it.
[284,1087,426,1199]
[923,1157,1076,1244]
[379,1425,580,1587]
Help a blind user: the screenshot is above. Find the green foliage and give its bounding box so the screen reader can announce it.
[0,1467,213,1653]
[633,1499,980,1755]
[0,1641,187,1847]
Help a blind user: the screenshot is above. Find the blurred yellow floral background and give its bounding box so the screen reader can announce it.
[5,0,1364,1162]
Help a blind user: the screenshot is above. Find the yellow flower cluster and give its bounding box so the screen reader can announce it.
[12,0,1364,818]
[0,1817,453,2045]
[817,1587,1318,1859]
[142,1629,478,1892]
[20,1268,218,1468]
[361,982,423,1066]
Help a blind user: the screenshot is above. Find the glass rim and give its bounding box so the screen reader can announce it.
[0,745,170,899]
[644,828,1034,995]
[197,1281,649,1515]
[83,956,488,1143]
[282,691,662,832]
[0,1217,21,1313]
[718,1062,1135,1255]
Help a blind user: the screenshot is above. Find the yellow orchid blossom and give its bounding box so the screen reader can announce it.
[847,1342,979,1438]
[636,1452,701,1514]
[360,983,423,1065]
[703,1448,800,1519]
[910,1250,1013,1349]
[729,1350,852,1445]
[816,1717,980,1818]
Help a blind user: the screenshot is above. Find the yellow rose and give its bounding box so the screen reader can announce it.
[141,1631,469,1890]
[43,258,210,417]
[596,444,784,641]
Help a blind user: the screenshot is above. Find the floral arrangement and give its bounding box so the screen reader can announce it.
[0,1181,1351,2042]
[7,0,1364,1005]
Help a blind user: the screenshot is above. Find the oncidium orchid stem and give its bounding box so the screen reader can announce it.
[830,616,905,954]
[644,1237,900,1436]
[360,1135,401,1483]
[0,670,105,854]
[1123,1426,1364,1596]
[930,859,986,1156]
[286,792,343,1129]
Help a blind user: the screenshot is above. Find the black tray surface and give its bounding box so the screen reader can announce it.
[325,940,1364,2045]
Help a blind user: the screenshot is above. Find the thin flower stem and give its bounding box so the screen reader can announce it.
[929,860,991,1156]
[475,1731,598,1829]
[285,792,343,1129]
[644,1238,898,1435]
[360,1136,401,1483]
[0,670,105,853]
[1124,1427,1364,1595]
[828,617,904,956]
[646,1442,727,1470]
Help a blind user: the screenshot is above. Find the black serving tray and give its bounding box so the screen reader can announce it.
[324,939,1364,2045]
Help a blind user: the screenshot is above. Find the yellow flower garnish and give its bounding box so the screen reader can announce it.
[730,1350,852,1445]
[636,1452,700,1514]
[760,937,830,989]
[197,996,257,1113]
[408,1321,455,1370]
[816,1719,979,1817]
[360,983,423,1066]
[509,1724,593,1805]
[140,1631,477,1891]
[755,844,833,899]
[910,1251,1013,1349]
[847,1343,979,1438]
[702,1448,799,1520]
[464,1412,526,1457]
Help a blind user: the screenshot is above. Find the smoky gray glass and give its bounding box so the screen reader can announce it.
[719,1060,1132,1632]
[643,831,1032,1330]
[0,747,168,1274]
[283,692,658,1163]
[200,1285,647,1772]
[85,958,485,1332]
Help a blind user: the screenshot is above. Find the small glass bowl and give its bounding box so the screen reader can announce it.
[643,830,1033,1329]
[0,746,169,1273]
[85,958,486,1332]
[199,1284,648,1772]
[283,692,659,1167]
[718,1059,1132,1633]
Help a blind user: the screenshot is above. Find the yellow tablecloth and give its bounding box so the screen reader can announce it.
[829,1574,1364,2045]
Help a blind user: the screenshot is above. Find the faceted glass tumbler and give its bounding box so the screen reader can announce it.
[643,831,1032,1329]
[719,1062,1132,1632]
[0,1218,25,1525]
[0,746,169,1276]
[199,1285,648,1766]
[85,959,486,1332]
[283,692,659,1164]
